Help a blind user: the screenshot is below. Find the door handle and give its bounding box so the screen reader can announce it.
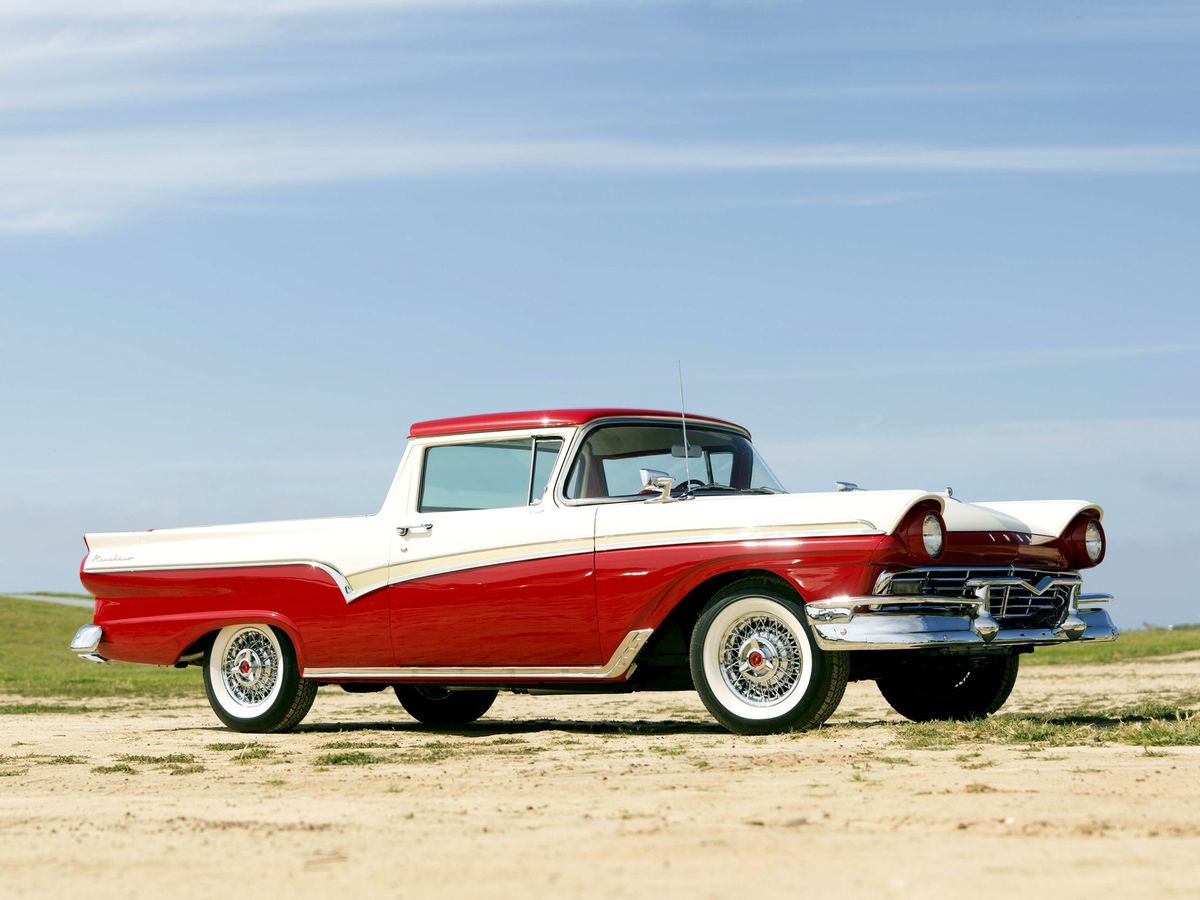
[396,523,434,537]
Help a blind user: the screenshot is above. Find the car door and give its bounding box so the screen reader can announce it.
[385,432,601,667]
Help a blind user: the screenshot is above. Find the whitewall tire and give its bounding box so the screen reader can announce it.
[203,624,317,733]
[690,578,848,735]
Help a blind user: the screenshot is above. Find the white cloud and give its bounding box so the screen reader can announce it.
[703,81,1053,101]
[721,191,926,208]
[3,127,1200,234]
[0,0,558,18]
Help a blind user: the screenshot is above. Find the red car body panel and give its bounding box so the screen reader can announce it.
[80,564,392,670]
[384,552,601,667]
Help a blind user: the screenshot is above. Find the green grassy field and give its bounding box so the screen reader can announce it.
[1022,625,1200,665]
[0,595,198,700]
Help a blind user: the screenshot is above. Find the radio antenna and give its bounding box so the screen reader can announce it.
[677,360,691,490]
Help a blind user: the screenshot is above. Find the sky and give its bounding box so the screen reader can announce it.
[1,0,1197,628]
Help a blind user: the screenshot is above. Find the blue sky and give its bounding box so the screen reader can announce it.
[1,1,1197,627]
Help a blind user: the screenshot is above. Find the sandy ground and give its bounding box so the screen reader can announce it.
[2,657,1199,899]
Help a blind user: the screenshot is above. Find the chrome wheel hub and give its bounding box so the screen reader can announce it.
[719,613,803,706]
[222,630,278,707]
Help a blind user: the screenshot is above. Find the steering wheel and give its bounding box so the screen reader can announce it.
[674,479,707,494]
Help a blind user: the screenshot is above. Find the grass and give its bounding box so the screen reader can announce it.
[893,703,1200,750]
[314,750,388,767]
[0,595,198,699]
[233,747,274,763]
[92,763,137,775]
[0,702,93,715]
[116,753,196,765]
[1024,626,1200,666]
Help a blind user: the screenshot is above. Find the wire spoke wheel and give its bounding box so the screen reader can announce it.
[690,578,848,735]
[221,628,280,708]
[203,624,317,733]
[718,612,803,706]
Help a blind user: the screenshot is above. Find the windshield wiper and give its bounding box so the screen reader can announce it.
[681,482,738,495]
[683,483,782,495]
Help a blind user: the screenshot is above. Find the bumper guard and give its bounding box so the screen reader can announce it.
[69,624,108,664]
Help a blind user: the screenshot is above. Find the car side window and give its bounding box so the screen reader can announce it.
[419,438,564,513]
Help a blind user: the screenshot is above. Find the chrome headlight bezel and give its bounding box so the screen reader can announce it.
[922,513,945,559]
[1085,520,1104,562]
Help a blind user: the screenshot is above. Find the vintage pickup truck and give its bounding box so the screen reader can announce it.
[72,408,1116,734]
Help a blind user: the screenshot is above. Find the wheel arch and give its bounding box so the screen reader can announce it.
[638,568,802,666]
[175,613,307,668]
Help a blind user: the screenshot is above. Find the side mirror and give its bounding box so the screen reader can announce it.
[640,468,674,503]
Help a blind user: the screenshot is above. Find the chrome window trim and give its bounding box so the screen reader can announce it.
[554,417,762,508]
[404,427,578,516]
[303,628,654,681]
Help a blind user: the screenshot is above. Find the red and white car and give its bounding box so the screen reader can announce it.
[72,408,1116,735]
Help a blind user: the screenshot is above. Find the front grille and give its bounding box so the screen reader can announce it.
[879,567,1078,629]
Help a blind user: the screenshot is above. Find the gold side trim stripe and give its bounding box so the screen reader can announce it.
[303,628,654,681]
[84,524,883,606]
[375,524,879,599]
[594,521,880,551]
[386,537,594,586]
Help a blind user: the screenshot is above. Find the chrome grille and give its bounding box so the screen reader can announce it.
[878,567,1078,629]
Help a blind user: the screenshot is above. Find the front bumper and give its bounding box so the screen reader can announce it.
[70,624,108,663]
[804,589,1118,652]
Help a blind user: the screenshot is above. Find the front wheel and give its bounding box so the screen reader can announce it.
[689,578,848,735]
[876,654,1020,722]
[203,624,317,733]
[394,686,497,726]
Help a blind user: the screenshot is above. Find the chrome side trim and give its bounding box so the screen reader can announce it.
[83,523,881,610]
[388,537,595,586]
[303,628,654,682]
[82,559,387,603]
[387,526,880,589]
[594,522,882,551]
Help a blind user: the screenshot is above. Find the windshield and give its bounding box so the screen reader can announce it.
[563,423,785,501]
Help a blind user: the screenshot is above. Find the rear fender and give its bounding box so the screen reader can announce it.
[95,607,307,668]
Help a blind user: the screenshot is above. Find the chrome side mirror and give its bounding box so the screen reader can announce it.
[640,468,674,503]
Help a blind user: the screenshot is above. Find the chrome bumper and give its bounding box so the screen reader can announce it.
[69,624,108,663]
[805,591,1118,652]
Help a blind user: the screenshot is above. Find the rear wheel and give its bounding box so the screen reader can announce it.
[203,624,317,733]
[689,578,848,735]
[394,686,497,726]
[876,654,1020,722]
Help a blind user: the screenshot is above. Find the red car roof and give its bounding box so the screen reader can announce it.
[408,408,750,439]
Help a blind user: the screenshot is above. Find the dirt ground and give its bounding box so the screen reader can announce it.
[2,657,1199,899]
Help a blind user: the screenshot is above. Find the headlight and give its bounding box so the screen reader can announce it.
[1085,520,1104,562]
[922,513,945,559]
